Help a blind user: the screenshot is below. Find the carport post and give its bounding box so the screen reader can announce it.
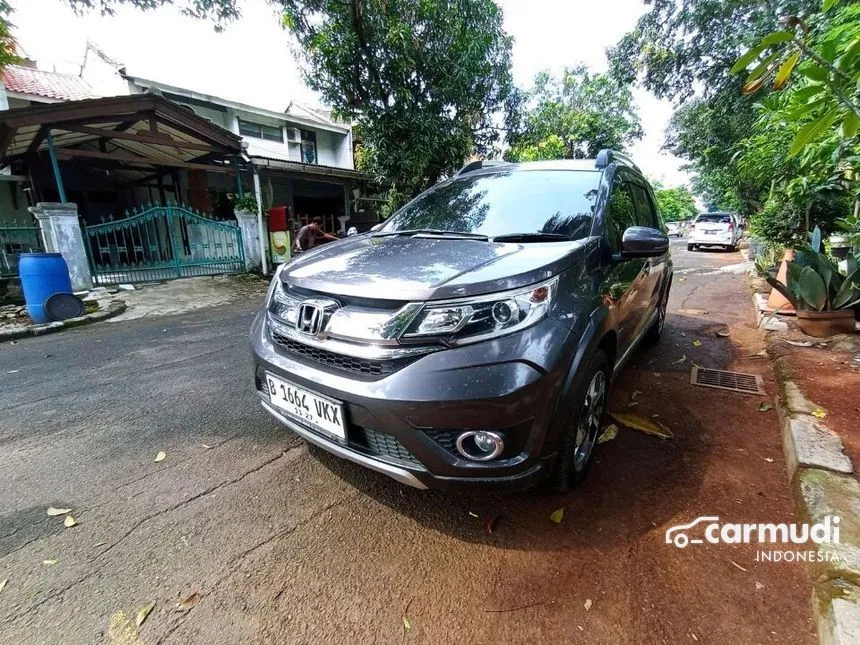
[45,131,67,203]
[253,167,268,275]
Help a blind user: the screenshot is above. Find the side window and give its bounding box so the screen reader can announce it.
[628,182,657,228]
[606,180,637,251]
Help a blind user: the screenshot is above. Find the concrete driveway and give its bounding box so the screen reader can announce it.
[0,240,815,644]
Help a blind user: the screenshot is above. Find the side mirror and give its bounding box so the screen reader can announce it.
[370,222,384,232]
[621,226,669,258]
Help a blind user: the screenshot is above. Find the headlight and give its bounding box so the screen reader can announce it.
[403,277,558,345]
[266,266,299,323]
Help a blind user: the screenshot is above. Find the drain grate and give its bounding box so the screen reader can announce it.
[690,366,765,395]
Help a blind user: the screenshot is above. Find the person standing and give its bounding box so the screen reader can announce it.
[294,216,338,252]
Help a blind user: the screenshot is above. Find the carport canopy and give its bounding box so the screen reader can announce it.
[0,94,245,200]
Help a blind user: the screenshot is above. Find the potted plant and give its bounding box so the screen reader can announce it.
[765,227,860,337]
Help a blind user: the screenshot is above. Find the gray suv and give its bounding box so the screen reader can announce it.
[250,150,672,491]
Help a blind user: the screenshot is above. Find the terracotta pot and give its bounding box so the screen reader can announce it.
[766,249,796,314]
[796,309,857,338]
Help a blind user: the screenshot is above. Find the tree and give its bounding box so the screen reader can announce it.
[280,0,513,208]
[504,67,642,162]
[652,184,697,222]
[610,0,820,215]
[65,0,240,28]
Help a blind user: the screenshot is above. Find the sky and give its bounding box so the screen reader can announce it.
[6,0,689,186]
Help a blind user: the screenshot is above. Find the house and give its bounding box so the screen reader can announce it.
[80,48,367,237]
[0,50,376,282]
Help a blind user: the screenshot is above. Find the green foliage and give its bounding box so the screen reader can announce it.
[608,0,819,101]
[765,227,860,310]
[64,0,240,29]
[233,194,258,213]
[732,1,860,157]
[505,67,642,162]
[750,193,805,247]
[279,0,513,207]
[0,2,20,70]
[652,185,697,222]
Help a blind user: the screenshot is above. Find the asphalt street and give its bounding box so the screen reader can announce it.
[0,239,815,644]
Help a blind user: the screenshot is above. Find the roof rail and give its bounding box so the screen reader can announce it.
[456,159,507,176]
[595,149,640,173]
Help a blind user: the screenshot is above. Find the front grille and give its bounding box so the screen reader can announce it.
[270,331,414,377]
[351,427,419,465]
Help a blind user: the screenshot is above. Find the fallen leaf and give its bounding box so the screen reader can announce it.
[154,451,166,463]
[0,578,6,594]
[483,514,501,535]
[609,413,673,439]
[631,390,642,401]
[402,616,412,631]
[42,559,58,565]
[678,308,709,315]
[201,444,212,450]
[785,340,813,347]
[7,370,18,374]
[678,277,687,282]
[750,349,768,358]
[730,560,748,572]
[758,402,772,412]
[762,457,775,463]
[64,515,78,528]
[716,331,730,338]
[597,425,618,444]
[175,592,200,612]
[673,354,687,364]
[584,599,593,611]
[755,581,765,590]
[627,401,639,408]
[692,340,702,347]
[691,633,699,641]
[812,408,827,419]
[136,600,156,627]
[468,511,479,518]
[47,506,72,516]
[550,508,564,524]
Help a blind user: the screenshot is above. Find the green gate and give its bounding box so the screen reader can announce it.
[83,204,245,285]
[1,216,44,278]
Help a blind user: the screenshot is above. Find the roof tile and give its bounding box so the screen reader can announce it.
[2,65,96,102]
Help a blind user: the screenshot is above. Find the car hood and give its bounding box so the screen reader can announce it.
[282,234,589,301]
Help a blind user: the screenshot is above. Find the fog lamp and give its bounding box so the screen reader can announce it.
[455,430,505,461]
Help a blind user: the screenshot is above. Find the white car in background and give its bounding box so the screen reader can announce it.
[688,213,740,251]
[665,221,684,237]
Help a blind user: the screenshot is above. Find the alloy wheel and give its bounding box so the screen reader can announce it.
[573,370,607,471]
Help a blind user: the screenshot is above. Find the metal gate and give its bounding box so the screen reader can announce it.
[1,216,44,278]
[83,205,245,285]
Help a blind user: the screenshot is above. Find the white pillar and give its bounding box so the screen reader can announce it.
[234,209,262,272]
[253,168,269,275]
[30,202,93,291]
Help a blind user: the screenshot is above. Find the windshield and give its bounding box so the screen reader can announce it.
[380,170,600,240]
[697,214,733,224]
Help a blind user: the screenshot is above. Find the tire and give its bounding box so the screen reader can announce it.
[687,244,695,251]
[552,350,611,492]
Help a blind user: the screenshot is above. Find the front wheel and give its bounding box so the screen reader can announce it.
[552,350,610,491]
[687,243,695,251]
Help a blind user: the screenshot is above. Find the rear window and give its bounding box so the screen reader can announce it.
[381,170,600,240]
[696,214,733,224]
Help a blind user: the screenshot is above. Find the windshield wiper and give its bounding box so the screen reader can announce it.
[370,229,489,240]
[491,232,575,243]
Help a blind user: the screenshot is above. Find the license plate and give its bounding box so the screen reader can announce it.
[265,373,346,440]
[704,230,718,235]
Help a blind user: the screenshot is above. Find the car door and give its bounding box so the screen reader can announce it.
[601,175,645,357]
[627,177,668,337]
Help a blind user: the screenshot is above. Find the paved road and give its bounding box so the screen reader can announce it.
[0,240,815,644]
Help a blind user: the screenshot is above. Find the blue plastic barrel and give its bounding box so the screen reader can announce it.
[19,253,74,324]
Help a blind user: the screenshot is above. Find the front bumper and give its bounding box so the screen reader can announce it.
[250,309,574,490]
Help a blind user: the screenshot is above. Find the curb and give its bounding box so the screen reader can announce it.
[766,334,860,645]
[0,300,127,344]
